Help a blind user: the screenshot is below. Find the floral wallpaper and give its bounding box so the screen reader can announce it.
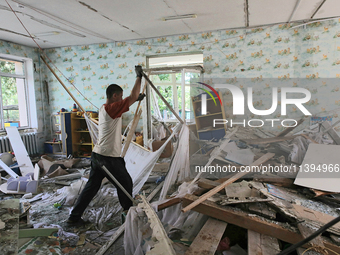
[43,19,340,133]
[2,18,340,142]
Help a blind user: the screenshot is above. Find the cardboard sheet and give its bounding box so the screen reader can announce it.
[6,127,34,176]
[294,144,340,192]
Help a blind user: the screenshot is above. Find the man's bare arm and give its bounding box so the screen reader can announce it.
[128,66,143,106]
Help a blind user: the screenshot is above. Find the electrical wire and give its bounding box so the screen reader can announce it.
[277,215,340,255]
[4,0,99,110]
[301,246,340,255]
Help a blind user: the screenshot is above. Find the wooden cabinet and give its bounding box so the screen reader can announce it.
[191,91,227,142]
[71,112,98,157]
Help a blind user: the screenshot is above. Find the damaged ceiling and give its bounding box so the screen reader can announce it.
[0,0,339,48]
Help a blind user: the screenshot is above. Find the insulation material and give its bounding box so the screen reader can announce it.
[124,206,154,255]
[159,125,190,201]
[123,124,194,255]
[124,183,206,255]
[129,124,182,196]
[123,124,204,255]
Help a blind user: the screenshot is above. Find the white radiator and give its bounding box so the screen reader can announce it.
[0,132,38,155]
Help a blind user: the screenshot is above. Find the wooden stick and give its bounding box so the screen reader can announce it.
[121,109,142,157]
[142,72,184,124]
[182,153,275,213]
[276,118,305,137]
[121,77,148,157]
[40,56,100,125]
[40,56,85,113]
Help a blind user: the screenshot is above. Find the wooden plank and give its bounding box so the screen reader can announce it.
[185,218,227,255]
[197,178,220,189]
[19,228,59,238]
[183,194,340,254]
[157,197,182,211]
[193,187,207,196]
[321,121,340,145]
[248,230,280,255]
[330,234,340,246]
[182,153,275,213]
[293,204,340,235]
[182,194,303,244]
[197,178,225,194]
[276,118,305,137]
[252,175,295,188]
[139,195,176,255]
[297,223,325,250]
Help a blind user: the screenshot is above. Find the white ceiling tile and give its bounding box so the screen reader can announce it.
[0,0,340,48]
[314,0,340,19]
[292,0,325,20]
[249,0,297,26]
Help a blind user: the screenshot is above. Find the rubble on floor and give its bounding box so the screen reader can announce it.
[2,120,340,254]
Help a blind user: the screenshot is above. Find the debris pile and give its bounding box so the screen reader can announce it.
[2,119,340,255]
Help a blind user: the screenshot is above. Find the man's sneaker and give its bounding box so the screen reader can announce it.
[66,218,87,226]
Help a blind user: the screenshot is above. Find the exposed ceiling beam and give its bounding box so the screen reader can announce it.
[0,27,32,38]
[311,0,327,19]
[245,0,249,27]
[11,0,114,41]
[288,0,303,23]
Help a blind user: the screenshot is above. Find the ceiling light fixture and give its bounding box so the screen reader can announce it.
[32,31,60,37]
[162,14,197,21]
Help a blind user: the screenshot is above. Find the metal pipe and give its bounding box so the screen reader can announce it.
[142,72,184,124]
[101,165,136,205]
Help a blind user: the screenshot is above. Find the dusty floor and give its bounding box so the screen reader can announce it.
[0,199,20,255]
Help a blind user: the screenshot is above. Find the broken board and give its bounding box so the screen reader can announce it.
[6,127,34,176]
[248,230,281,255]
[294,144,340,192]
[185,218,227,255]
[182,194,340,253]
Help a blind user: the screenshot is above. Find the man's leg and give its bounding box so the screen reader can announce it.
[69,153,105,221]
[103,157,133,210]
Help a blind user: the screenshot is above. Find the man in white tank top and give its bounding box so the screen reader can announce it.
[67,66,144,224]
